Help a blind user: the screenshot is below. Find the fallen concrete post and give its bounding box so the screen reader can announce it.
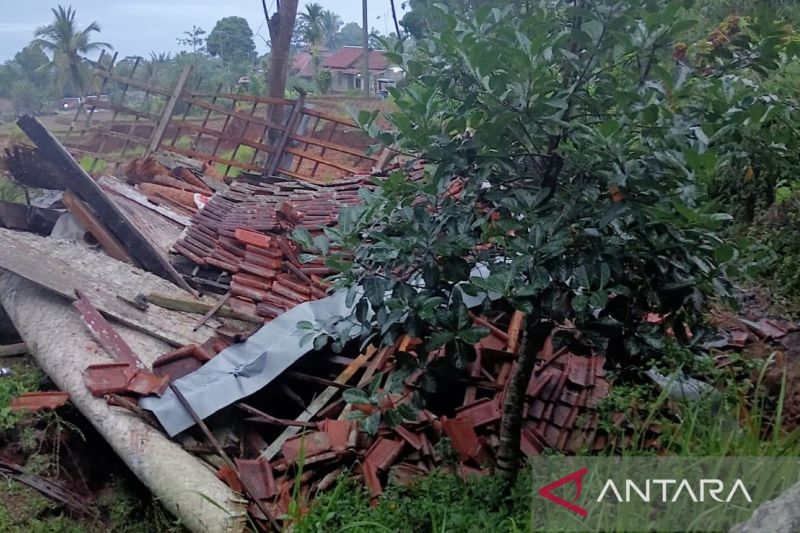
[0,270,247,533]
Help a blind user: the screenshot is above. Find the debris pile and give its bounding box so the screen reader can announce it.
[123,157,220,215]
[9,113,797,532]
[172,177,365,320]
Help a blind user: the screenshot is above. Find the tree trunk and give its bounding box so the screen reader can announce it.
[266,0,299,104]
[496,318,554,490]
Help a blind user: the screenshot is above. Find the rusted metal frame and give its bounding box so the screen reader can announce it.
[308,118,338,178]
[267,94,306,177]
[62,190,135,264]
[73,289,144,368]
[147,65,193,156]
[224,98,260,176]
[168,75,204,148]
[191,82,224,151]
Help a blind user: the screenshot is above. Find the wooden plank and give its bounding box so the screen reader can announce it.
[166,146,263,173]
[148,65,193,155]
[99,176,191,227]
[189,91,294,106]
[0,229,208,347]
[289,132,377,161]
[17,115,194,294]
[89,101,160,122]
[300,107,359,128]
[281,145,361,174]
[147,292,262,324]
[182,95,285,131]
[86,126,151,145]
[62,190,136,264]
[73,290,144,367]
[260,346,377,460]
[169,120,276,155]
[0,343,27,357]
[93,69,172,97]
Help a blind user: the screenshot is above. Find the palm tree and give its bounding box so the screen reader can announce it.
[33,5,112,97]
[321,10,343,50]
[298,3,325,78]
[140,52,171,83]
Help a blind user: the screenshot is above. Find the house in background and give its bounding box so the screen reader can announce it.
[292,47,404,95]
[291,50,334,82]
[322,47,403,93]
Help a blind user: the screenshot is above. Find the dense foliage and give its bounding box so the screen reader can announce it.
[296,1,799,433]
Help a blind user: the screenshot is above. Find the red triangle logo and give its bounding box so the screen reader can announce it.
[538,467,589,517]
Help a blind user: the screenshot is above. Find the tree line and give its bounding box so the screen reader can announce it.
[0,1,411,116]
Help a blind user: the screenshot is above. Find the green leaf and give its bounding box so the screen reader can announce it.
[714,243,736,263]
[363,411,381,435]
[342,388,370,405]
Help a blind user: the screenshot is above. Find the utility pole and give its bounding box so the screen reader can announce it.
[362,0,370,97]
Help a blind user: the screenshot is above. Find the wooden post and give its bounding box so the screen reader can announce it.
[146,65,193,157]
[362,0,370,96]
[265,92,306,177]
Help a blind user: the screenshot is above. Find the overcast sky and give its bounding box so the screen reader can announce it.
[0,1,406,62]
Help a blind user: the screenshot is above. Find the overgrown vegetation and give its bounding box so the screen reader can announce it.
[294,0,800,488]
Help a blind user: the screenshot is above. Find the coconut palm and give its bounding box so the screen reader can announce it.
[298,3,325,47]
[32,5,112,97]
[321,10,343,49]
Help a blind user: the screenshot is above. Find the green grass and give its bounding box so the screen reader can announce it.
[0,359,185,532]
[296,468,532,533]
[294,356,800,533]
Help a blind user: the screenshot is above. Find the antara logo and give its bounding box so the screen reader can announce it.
[538,468,753,517]
[538,467,589,517]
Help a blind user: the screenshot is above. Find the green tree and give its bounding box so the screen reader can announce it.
[32,5,112,97]
[297,1,798,488]
[321,10,343,49]
[337,22,364,46]
[177,25,207,54]
[298,3,325,46]
[206,16,257,65]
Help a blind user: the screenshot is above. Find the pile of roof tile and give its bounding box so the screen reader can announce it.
[195,316,616,519]
[172,177,365,322]
[124,157,220,215]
